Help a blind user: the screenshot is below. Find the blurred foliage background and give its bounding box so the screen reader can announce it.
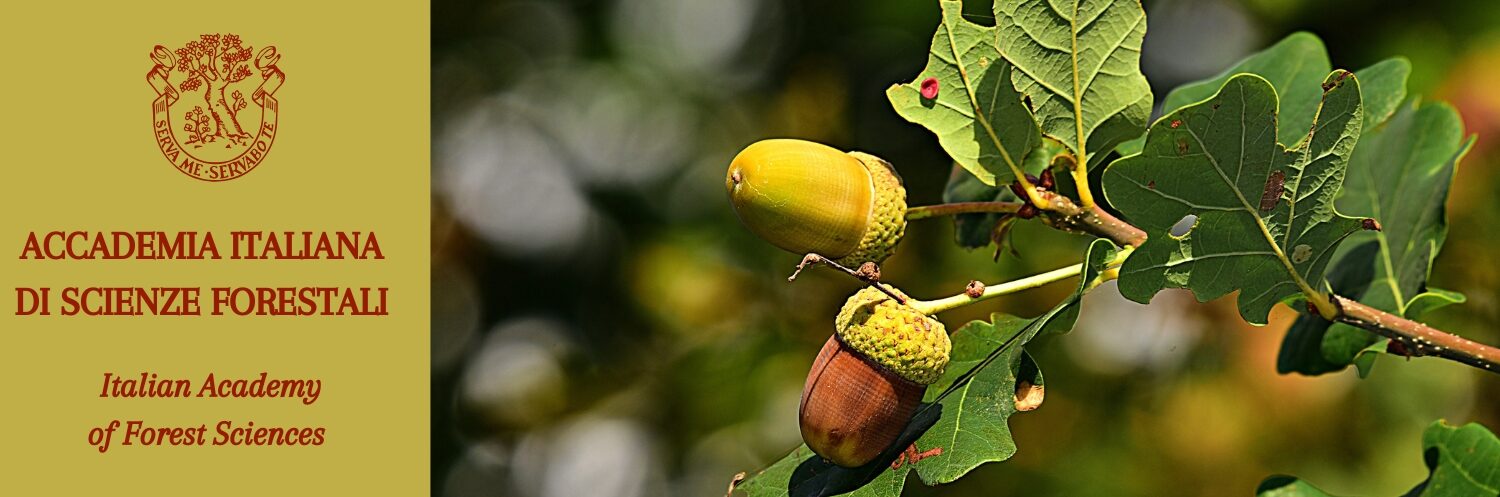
[430,0,1500,495]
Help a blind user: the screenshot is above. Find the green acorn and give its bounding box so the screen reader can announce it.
[800,286,950,467]
[725,139,907,266]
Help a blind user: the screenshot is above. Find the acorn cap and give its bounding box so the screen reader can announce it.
[725,139,907,266]
[835,287,949,385]
[842,152,906,266]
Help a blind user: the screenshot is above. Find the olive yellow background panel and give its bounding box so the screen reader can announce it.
[0,1,428,495]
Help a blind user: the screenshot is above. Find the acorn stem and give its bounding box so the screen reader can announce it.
[790,245,1133,318]
[905,201,1025,220]
[913,264,1082,315]
[912,247,1132,316]
[787,253,908,304]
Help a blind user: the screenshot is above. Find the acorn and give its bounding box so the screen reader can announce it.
[800,286,949,467]
[726,139,907,266]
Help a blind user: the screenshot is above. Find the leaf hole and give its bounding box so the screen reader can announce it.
[1169,215,1196,237]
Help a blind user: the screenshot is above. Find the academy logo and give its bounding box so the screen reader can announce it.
[146,34,285,181]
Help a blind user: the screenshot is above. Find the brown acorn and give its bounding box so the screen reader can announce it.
[800,287,949,467]
[725,139,907,266]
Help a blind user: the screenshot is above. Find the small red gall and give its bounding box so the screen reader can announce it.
[965,280,984,298]
[920,77,940,99]
[1170,120,1181,129]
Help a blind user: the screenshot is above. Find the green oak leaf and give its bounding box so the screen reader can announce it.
[994,0,1151,169]
[1117,33,1407,156]
[906,320,1049,485]
[734,445,808,497]
[1411,420,1500,495]
[735,240,1119,496]
[1256,475,1341,497]
[1279,99,1473,376]
[913,239,1115,487]
[1355,58,1411,126]
[1103,72,1364,325]
[1405,288,1466,319]
[889,0,1040,187]
[1257,421,1500,497]
[1160,32,1331,147]
[733,442,916,497]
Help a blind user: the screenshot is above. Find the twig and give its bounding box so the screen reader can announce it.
[1331,295,1500,372]
[1032,190,1146,247]
[905,201,1024,220]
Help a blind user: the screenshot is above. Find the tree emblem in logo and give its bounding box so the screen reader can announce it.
[146,34,285,181]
